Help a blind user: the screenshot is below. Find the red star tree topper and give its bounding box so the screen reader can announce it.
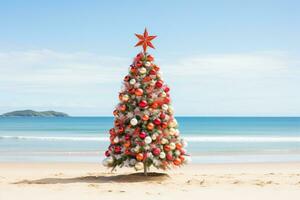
[134,28,156,52]
[103,29,190,175]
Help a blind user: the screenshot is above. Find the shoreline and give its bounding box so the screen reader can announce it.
[1,162,300,200]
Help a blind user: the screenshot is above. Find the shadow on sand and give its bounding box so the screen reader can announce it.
[13,172,170,184]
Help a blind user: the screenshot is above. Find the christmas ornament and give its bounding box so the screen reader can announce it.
[136,153,144,161]
[129,79,136,85]
[144,136,152,144]
[130,118,138,126]
[139,67,147,74]
[139,131,147,139]
[134,162,144,170]
[134,28,156,52]
[139,100,148,108]
[152,147,161,156]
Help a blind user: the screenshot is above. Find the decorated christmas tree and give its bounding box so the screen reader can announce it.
[103,29,189,175]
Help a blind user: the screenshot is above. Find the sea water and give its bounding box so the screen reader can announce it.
[0,117,300,163]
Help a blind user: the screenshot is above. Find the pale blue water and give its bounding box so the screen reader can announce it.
[0,117,300,163]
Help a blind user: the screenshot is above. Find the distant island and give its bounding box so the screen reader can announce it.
[1,110,69,117]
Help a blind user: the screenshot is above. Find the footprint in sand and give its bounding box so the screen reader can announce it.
[186,179,205,185]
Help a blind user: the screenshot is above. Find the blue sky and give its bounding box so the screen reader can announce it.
[0,0,299,116]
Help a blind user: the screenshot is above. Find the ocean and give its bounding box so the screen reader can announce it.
[0,117,300,164]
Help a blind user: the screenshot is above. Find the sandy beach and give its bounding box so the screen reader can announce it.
[0,162,299,200]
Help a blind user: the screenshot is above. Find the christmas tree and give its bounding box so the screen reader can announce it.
[103,29,189,175]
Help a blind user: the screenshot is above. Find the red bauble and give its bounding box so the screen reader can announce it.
[139,131,147,139]
[124,75,130,82]
[135,88,143,96]
[114,146,121,154]
[109,128,116,136]
[151,102,159,109]
[164,86,170,93]
[155,80,163,88]
[153,118,161,125]
[125,134,131,140]
[139,100,148,108]
[136,61,143,67]
[149,69,156,75]
[147,55,154,61]
[152,148,161,156]
[164,97,170,104]
[173,158,182,166]
[153,65,160,71]
[179,155,185,162]
[161,122,168,129]
[164,144,171,152]
[166,153,173,161]
[176,143,182,150]
[119,104,126,112]
[160,112,166,119]
[105,150,110,157]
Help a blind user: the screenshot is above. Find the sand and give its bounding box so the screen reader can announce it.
[0,162,300,200]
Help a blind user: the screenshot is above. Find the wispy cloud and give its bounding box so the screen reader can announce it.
[0,49,299,116]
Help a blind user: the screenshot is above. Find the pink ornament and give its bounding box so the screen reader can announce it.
[166,153,173,161]
[153,118,161,125]
[114,146,121,154]
[152,148,161,156]
[139,131,147,139]
[139,100,148,108]
[105,150,110,157]
[155,80,163,88]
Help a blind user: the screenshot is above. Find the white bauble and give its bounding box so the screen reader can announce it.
[144,61,151,67]
[175,150,181,156]
[162,104,169,111]
[102,159,108,166]
[169,142,176,150]
[168,106,174,114]
[160,92,167,98]
[174,129,180,136]
[134,162,144,170]
[122,94,129,102]
[169,128,176,136]
[159,152,166,159]
[164,115,170,121]
[129,158,137,166]
[134,145,140,152]
[113,137,119,144]
[150,80,156,86]
[129,79,136,85]
[139,67,147,74]
[130,118,138,126]
[169,119,177,128]
[151,134,157,141]
[103,156,114,166]
[144,136,152,144]
[144,145,150,150]
[160,138,168,145]
[107,156,114,164]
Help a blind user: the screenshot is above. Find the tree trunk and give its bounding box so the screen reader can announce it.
[143,162,148,176]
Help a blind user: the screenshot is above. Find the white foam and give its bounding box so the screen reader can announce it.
[1,135,300,142]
